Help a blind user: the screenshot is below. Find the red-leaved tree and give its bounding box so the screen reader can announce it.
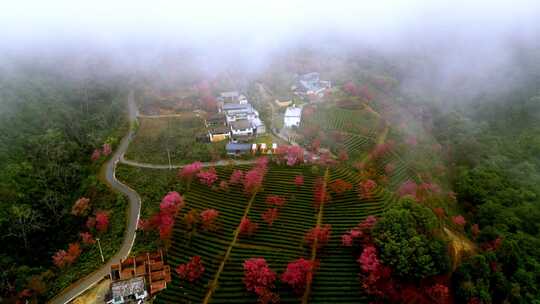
[244,168,264,195]
[79,232,95,245]
[261,208,279,226]
[313,177,330,208]
[281,258,317,294]
[243,258,278,304]
[229,169,244,185]
[239,217,258,237]
[102,143,112,156]
[304,224,331,250]
[95,211,110,233]
[178,161,203,187]
[200,209,219,230]
[329,179,353,195]
[176,256,205,282]
[294,175,304,187]
[197,168,218,187]
[358,179,377,199]
[266,195,286,207]
[71,197,91,216]
[91,149,101,162]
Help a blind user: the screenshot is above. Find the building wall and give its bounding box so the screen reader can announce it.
[209,133,230,142]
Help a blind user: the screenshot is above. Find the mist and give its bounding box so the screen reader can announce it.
[1,0,540,99]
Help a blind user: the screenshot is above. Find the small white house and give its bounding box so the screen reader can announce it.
[252,117,266,135]
[284,106,302,128]
[230,120,254,136]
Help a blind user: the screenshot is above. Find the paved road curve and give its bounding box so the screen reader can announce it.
[48,91,142,304]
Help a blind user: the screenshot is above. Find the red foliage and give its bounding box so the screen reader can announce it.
[184,209,199,231]
[311,138,321,152]
[358,246,380,272]
[201,95,218,112]
[239,217,258,237]
[281,258,317,294]
[358,179,377,199]
[433,207,446,219]
[398,180,418,199]
[261,208,279,226]
[52,250,69,268]
[329,179,353,195]
[86,216,96,229]
[200,209,219,230]
[452,215,466,227]
[95,211,110,233]
[102,143,112,156]
[471,224,480,239]
[176,256,205,282]
[219,180,229,191]
[370,142,393,159]
[313,177,330,208]
[79,232,95,245]
[229,169,244,185]
[343,81,359,96]
[178,161,203,180]
[426,283,450,304]
[197,168,218,186]
[244,168,264,195]
[342,234,353,246]
[53,243,82,268]
[243,258,278,303]
[342,216,378,247]
[71,197,91,216]
[384,163,395,174]
[266,195,286,207]
[160,191,184,215]
[158,213,175,239]
[91,149,101,161]
[338,149,349,162]
[405,135,418,146]
[359,84,374,101]
[304,224,331,250]
[294,175,304,187]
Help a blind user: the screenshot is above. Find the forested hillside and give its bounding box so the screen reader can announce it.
[0,65,128,302]
[432,82,540,302]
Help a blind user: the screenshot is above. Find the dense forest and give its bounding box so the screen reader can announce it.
[0,64,128,302]
[431,80,540,302]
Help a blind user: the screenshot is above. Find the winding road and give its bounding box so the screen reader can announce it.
[48,91,142,304]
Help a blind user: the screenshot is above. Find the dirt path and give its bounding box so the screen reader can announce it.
[301,168,329,304]
[202,188,260,303]
[48,91,142,304]
[444,227,477,270]
[120,155,257,170]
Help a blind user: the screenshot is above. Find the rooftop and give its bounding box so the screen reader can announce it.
[111,277,145,299]
[226,143,252,151]
[231,120,252,130]
[222,103,253,111]
[285,106,302,117]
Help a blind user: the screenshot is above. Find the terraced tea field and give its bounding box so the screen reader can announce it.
[299,106,381,162]
[117,164,401,303]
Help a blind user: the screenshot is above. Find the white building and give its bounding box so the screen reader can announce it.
[251,117,266,135]
[284,106,302,128]
[221,103,259,124]
[230,120,254,137]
